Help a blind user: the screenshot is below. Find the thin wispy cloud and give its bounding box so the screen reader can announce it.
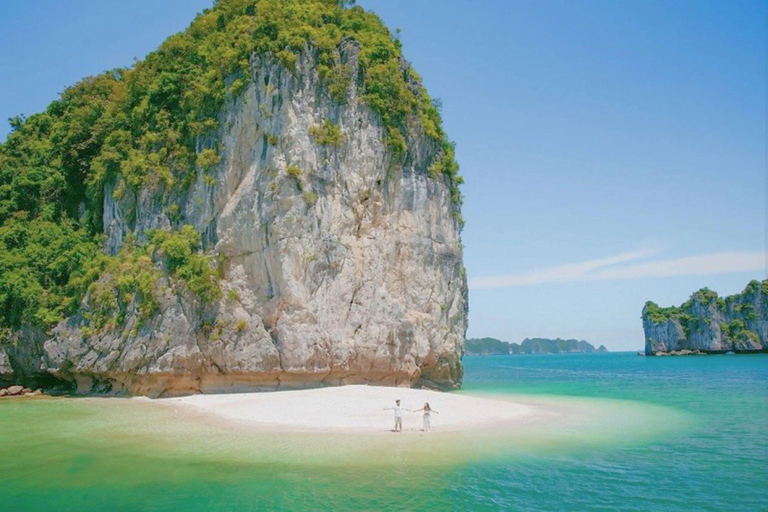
[469,250,766,290]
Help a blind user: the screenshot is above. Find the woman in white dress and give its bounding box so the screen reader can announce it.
[414,402,438,432]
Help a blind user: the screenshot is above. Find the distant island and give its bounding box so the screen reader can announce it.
[642,280,767,355]
[465,337,608,355]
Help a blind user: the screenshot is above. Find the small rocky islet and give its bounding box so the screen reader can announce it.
[642,279,767,355]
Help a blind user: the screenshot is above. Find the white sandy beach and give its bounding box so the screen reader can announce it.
[153,385,533,433]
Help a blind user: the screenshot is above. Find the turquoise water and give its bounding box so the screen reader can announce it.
[460,353,768,511]
[1,353,766,511]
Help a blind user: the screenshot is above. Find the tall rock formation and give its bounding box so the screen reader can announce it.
[642,280,767,355]
[0,1,467,395]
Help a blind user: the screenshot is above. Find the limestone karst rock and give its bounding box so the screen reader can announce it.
[0,1,466,396]
[642,280,767,355]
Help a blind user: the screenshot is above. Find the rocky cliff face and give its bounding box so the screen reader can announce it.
[0,327,47,386]
[642,280,767,355]
[2,42,466,396]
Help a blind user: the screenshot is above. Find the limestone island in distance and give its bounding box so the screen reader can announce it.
[465,337,608,356]
[643,279,767,356]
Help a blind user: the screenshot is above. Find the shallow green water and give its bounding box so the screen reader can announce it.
[1,353,766,511]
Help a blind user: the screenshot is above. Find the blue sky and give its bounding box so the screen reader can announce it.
[1,1,765,350]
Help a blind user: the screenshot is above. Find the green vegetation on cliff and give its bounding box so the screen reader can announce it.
[78,227,221,335]
[642,288,719,325]
[0,0,461,333]
[641,301,682,324]
[643,283,765,326]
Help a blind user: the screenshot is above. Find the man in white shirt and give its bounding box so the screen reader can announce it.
[385,399,404,432]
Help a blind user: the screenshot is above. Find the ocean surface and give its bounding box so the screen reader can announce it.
[1,352,766,511]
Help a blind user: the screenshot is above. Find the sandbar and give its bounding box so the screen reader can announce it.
[153,385,533,434]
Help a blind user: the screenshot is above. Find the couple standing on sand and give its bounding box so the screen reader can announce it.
[385,399,439,432]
